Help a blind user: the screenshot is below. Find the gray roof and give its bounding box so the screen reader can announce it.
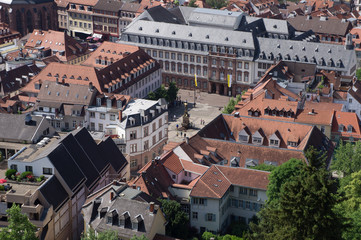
[37,81,96,105]
[94,0,123,12]
[257,38,355,72]
[288,16,352,36]
[263,18,290,35]
[124,19,255,49]
[169,6,196,25]
[0,114,49,142]
[187,8,244,30]
[95,198,161,239]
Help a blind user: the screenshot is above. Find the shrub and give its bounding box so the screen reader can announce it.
[0,185,5,191]
[36,178,42,182]
[39,175,45,180]
[20,171,32,179]
[5,169,16,179]
[26,175,34,182]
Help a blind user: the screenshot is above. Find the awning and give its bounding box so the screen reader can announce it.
[92,33,102,39]
[86,36,93,40]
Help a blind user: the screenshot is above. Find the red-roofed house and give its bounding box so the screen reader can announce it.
[190,165,269,233]
[331,111,361,142]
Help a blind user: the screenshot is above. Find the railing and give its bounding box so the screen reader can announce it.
[22,204,43,214]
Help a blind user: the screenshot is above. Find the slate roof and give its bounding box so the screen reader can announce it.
[39,175,69,211]
[348,80,361,104]
[145,5,181,24]
[187,8,244,29]
[257,37,355,72]
[0,64,40,95]
[98,137,128,173]
[124,20,255,50]
[60,134,100,188]
[0,114,50,142]
[48,143,86,192]
[94,198,163,239]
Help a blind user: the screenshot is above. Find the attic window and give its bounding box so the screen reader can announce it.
[47,73,52,77]
[101,49,105,52]
[302,47,305,51]
[338,124,344,132]
[243,39,246,43]
[188,33,192,37]
[348,125,353,133]
[54,74,59,77]
[287,141,298,147]
[139,27,142,30]
[225,37,229,41]
[77,76,82,80]
[328,49,331,53]
[277,44,280,48]
[273,24,277,28]
[62,74,67,78]
[315,47,318,52]
[289,45,293,49]
[172,31,176,35]
[70,75,74,79]
[155,29,159,33]
[206,35,209,39]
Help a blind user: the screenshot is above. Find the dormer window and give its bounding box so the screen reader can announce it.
[238,128,249,143]
[270,139,279,146]
[338,124,344,132]
[253,137,262,144]
[264,108,270,115]
[248,110,253,116]
[348,125,353,133]
[287,141,298,147]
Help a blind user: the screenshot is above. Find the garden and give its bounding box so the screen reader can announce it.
[5,169,45,184]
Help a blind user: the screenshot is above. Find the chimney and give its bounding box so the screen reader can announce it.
[61,78,65,84]
[118,110,122,122]
[312,108,315,113]
[186,137,189,144]
[56,78,59,84]
[110,192,114,201]
[149,202,155,213]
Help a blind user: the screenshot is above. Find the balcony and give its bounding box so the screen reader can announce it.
[29,206,53,228]
[22,203,43,214]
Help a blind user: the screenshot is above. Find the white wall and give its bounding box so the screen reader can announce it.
[8,157,54,177]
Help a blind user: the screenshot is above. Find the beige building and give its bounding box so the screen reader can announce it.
[67,0,98,38]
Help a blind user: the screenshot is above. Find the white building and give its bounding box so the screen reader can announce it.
[86,96,168,172]
[189,165,269,234]
[337,80,361,119]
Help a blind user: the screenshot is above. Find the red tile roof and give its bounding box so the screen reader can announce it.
[331,111,361,139]
[190,165,270,198]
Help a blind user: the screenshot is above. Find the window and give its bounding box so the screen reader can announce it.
[253,137,262,144]
[197,56,201,63]
[270,139,279,146]
[159,51,163,58]
[184,54,188,61]
[43,168,52,175]
[321,126,325,133]
[348,125,353,132]
[130,144,137,153]
[206,213,216,222]
[152,135,156,145]
[110,114,115,121]
[190,56,195,62]
[73,120,77,128]
[130,130,137,140]
[349,98,353,103]
[98,123,103,131]
[171,53,175,60]
[10,164,17,171]
[144,126,149,137]
[192,212,198,220]
[238,62,242,68]
[239,187,247,195]
[246,201,250,209]
[203,57,207,64]
[159,131,162,140]
[144,140,149,150]
[107,216,112,224]
[249,189,258,197]
[165,52,169,59]
[230,185,234,192]
[100,113,105,119]
[152,122,156,132]
[90,112,95,118]
[130,159,137,167]
[244,62,249,69]
[192,198,206,205]
[25,166,33,172]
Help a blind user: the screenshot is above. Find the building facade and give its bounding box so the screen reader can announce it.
[190,165,269,233]
[0,0,57,36]
[119,7,357,96]
[86,98,168,172]
[67,0,97,38]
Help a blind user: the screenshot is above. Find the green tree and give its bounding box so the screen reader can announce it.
[167,81,179,104]
[335,170,361,239]
[158,199,189,238]
[249,163,277,172]
[131,234,149,240]
[0,204,37,240]
[249,149,343,240]
[332,141,361,180]
[266,158,304,205]
[356,68,361,80]
[188,0,198,7]
[205,0,227,8]
[222,97,236,114]
[81,228,118,240]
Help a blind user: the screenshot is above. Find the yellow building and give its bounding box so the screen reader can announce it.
[67,0,99,38]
